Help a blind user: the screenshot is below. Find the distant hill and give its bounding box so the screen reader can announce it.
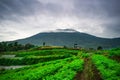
[11,29,120,49]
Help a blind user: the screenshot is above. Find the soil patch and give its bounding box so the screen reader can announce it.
[74,58,102,80]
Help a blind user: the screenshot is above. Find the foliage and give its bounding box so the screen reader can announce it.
[78,52,90,58]
[0,49,79,66]
[1,48,120,80]
[107,49,120,57]
[0,55,72,65]
[15,49,76,57]
[97,46,103,50]
[0,57,79,80]
[92,54,120,80]
[43,59,84,80]
[0,42,35,52]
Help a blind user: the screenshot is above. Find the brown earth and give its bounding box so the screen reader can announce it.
[111,56,120,62]
[74,58,102,80]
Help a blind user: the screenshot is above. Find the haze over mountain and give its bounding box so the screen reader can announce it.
[0,0,120,41]
[11,29,120,49]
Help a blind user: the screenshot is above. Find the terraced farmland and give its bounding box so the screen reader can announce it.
[0,48,120,80]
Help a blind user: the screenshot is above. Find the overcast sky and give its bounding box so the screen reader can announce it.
[0,0,120,41]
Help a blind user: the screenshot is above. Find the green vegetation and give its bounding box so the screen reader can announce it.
[0,55,71,65]
[0,47,120,80]
[44,59,84,80]
[95,48,120,62]
[15,49,78,57]
[12,31,120,48]
[0,57,82,80]
[0,42,34,52]
[92,54,120,80]
[106,48,120,57]
[0,49,78,65]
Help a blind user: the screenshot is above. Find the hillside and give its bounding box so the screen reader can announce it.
[0,48,120,80]
[12,29,120,49]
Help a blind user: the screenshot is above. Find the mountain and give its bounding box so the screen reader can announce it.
[11,29,120,49]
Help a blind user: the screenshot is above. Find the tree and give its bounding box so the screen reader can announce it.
[74,43,78,48]
[63,45,67,48]
[43,42,46,46]
[24,43,34,49]
[8,43,13,51]
[97,46,103,50]
[17,44,24,50]
[14,42,18,46]
[13,42,19,51]
[0,43,3,52]
[1,42,7,51]
[0,42,35,52]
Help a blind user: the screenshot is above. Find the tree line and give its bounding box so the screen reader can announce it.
[0,42,35,52]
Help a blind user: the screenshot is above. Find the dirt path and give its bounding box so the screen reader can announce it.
[74,58,102,80]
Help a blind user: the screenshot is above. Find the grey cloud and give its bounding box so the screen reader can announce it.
[72,0,120,37]
[0,0,64,22]
[103,23,120,35]
[0,29,18,35]
[44,3,63,15]
[0,0,43,22]
[98,0,120,17]
[72,0,105,18]
[94,18,120,38]
[0,0,120,19]
[0,0,120,41]
[0,0,42,15]
[73,0,120,19]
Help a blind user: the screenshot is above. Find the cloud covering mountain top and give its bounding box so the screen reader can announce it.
[0,0,120,41]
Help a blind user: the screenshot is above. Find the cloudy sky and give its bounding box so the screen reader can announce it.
[0,0,120,41]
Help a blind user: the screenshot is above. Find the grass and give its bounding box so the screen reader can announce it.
[0,48,120,80]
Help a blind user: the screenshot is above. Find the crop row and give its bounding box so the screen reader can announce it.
[0,57,78,80]
[5,49,78,57]
[44,59,84,80]
[92,54,120,80]
[0,54,72,65]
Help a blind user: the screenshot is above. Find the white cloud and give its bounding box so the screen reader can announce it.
[0,0,120,41]
[0,13,108,41]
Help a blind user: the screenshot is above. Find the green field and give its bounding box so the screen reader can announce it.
[0,47,120,80]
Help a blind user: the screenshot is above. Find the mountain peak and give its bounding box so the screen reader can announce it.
[13,28,120,48]
[47,28,79,33]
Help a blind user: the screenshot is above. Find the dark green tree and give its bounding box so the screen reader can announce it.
[24,43,34,49]
[8,43,13,51]
[0,42,35,52]
[43,42,46,46]
[0,42,3,52]
[13,42,19,51]
[74,43,77,48]
[97,46,103,50]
